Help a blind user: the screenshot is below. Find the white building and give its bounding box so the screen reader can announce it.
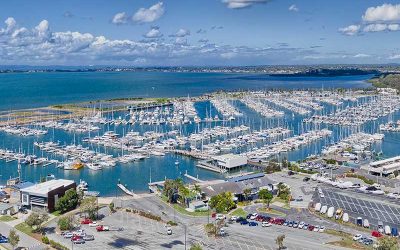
[212,154,247,171]
[369,156,400,176]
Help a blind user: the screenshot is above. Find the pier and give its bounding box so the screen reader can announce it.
[196,160,227,173]
[117,184,140,198]
[184,171,204,183]
[168,149,211,160]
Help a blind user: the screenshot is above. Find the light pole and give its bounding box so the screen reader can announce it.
[203,200,209,224]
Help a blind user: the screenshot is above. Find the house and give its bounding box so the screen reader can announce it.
[0,203,17,216]
[20,179,76,212]
[188,200,208,211]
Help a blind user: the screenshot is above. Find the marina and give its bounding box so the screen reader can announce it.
[1,81,400,196]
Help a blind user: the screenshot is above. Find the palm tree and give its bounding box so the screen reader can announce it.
[276,234,285,250]
[243,188,251,201]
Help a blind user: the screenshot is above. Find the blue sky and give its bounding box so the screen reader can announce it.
[0,0,400,66]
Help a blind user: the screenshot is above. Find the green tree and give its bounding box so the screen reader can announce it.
[276,234,285,250]
[80,197,98,220]
[243,188,252,201]
[8,229,19,250]
[258,189,273,208]
[377,236,399,250]
[109,202,115,213]
[163,178,186,204]
[55,188,79,213]
[57,215,74,231]
[209,192,236,213]
[25,212,49,233]
[277,183,291,201]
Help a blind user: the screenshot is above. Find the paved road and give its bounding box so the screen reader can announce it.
[0,222,46,250]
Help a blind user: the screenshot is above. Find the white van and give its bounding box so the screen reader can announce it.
[363,219,369,228]
[320,205,328,214]
[342,213,349,222]
[385,225,391,235]
[327,207,335,218]
[315,203,322,212]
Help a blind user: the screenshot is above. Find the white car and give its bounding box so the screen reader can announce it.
[230,216,238,221]
[320,193,325,198]
[353,234,363,241]
[216,214,226,220]
[298,222,305,229]
[262,221,272,227]
[250,213,258,220]
[64,232,73,238]
[219,228,226,236]
[2,198,9,203]
[89,222,98,227]
[319,226,325,232]
[313,225,320,232]
[167,227,172,235]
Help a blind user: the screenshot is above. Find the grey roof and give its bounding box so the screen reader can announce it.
[0,203,14,211]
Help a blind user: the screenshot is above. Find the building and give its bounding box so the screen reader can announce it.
[20,179,76,212]
[368,156,400,177]
[0,203,17,216]
[211,154,248,171]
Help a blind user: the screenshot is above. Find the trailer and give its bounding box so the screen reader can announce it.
[342,213,349,222]
[320,205,328,214]
[315,203,321,212]
[327,207,335,218]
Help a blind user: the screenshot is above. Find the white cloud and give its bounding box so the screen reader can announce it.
[353,54,370,58]
[144,27,162,38]
[389,54,400,59]
[112,12,128,25]
[362,4,400,22]
[172,28,190,37]
[221,52,237,59]
[222,0,269,9]
[338,25,360,36]
[132,2,164,23]
[288,4,299,12]
[363,23,387,32]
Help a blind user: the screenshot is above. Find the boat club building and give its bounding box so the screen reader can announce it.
[368,156,400,177]
[20,179,76,212]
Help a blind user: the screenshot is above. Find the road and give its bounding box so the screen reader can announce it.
[0,221,46,250]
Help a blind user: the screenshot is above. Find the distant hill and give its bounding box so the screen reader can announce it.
[368,73,400,91]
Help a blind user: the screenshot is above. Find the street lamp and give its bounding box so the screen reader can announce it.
[203,200,209,224]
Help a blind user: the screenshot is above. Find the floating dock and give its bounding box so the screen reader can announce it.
[117,184,140,198]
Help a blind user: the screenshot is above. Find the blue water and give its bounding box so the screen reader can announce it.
[1,72,392,196]
[0,72,372,111]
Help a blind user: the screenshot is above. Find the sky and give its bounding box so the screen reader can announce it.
[0,0,400,66]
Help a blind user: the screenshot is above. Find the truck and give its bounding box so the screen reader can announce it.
[327,207,335,218]
[335,209,343,220]
[356,217,363,226]
[314,203,321,212]
[320,205,328,214]
[363,219,370,228]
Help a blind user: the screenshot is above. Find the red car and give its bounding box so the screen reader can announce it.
[71,235,81,241]
[96,225,109,232]
[308,225,315,231]
[81,218,92,224]
[372,231,383,238]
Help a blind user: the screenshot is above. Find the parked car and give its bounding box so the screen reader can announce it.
[303,177,310,182]
[378,221,384,233]
[356,217,363,226]
[0,235,8,243]
[293,222,299,228]
[298,221,305,229]
[250,213,258,220]
[219,228,226,236]
[353,234,363,241]
[230,216,238,221]
[391,227,398,237]
[385,225,391,235]
[371,231,382,238]
[216,214,225,220]
[288,221,293,227]
[89,222,98,227]
[248,222,258,227]
[363,219,370,228]
[236,217,245,223]
[72,238,85,244]
[2,198,9,203]
[319,226,325,233]
[96,225,109,232]
[313,225,320,232]
[83,235,95,241]
[303,223,309,230]
[167,227,172,235]
[64,232,74,238]
[262,221,271,227]
[308,225,315,231]
[81,218,92,225]
[240,220,249,225]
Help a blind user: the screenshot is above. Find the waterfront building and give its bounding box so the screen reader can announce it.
[20,179,76,212]
[368,156,400,177]
[211,154,248,171]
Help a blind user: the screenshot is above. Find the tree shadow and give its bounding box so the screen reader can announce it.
[160,240,184,248]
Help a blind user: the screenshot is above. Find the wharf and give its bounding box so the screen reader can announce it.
[117,184,140,198]
[184,172,204,183]
[196,160,226,173]
[127,102,173,112]
[168,150,210,160]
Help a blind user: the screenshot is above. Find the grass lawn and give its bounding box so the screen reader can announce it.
[230,208,247,217]
[51,210,62,216]
[15,222,34,236]
[0,215,16,222]
[171,203,210,217]
[257,207,286,217]
[271,197,290,209]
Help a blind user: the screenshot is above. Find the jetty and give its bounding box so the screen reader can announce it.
[168,149,210,160]
[184,171,204,183]
[117,184,140,198]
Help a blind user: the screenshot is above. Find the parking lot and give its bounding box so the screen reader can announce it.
[315,187,400,229]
